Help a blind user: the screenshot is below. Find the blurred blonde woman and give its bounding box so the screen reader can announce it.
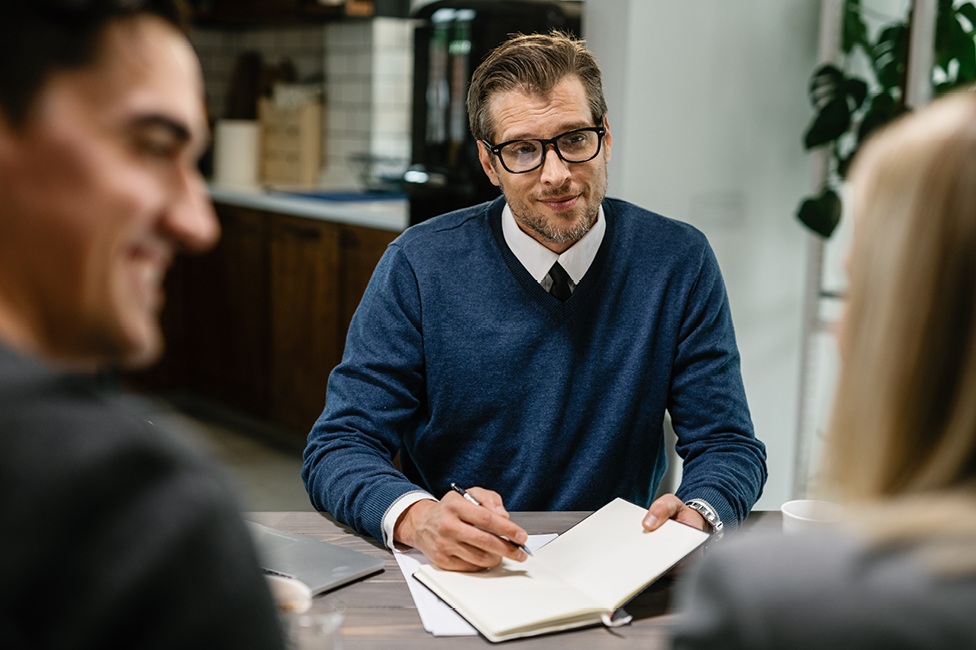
[672,93,976,649]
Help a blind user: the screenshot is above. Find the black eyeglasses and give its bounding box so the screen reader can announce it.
[482,126,607,174]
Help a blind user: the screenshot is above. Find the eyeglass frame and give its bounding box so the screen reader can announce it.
[481,126,607,174]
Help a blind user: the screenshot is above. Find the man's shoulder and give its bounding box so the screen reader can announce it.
[604,197,709,259]
[1,350,142,442]
[0,346,208,489]
[0,348,282,649]
[392,198,501,252]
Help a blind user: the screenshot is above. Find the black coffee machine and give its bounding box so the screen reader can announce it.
[405,0,582,226]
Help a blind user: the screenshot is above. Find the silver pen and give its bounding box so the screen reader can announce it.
[450,482,532,556]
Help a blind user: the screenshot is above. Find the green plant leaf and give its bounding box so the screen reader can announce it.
[936,0,955,53]
[808,64,846,108]
[872,24,908,90]
[837,151,856,179]
[949,16,976,81]
[959,38,976,81]
[805,98,851,149]
[797,189,842,238]
[843,0,868,53]
[957,2,976,30]
[803,66,869,150]
[844,78,868,110]
[857,92,896,143]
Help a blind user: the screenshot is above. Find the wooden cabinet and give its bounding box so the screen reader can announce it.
[185,204,272,417]
[269,215,341,431]
[267,213,396,431]
[136,202,398,438]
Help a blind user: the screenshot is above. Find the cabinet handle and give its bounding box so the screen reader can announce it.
[281,223,322,241]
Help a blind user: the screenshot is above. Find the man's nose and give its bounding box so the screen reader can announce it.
[162,169,220,254]
[539,144,572,185]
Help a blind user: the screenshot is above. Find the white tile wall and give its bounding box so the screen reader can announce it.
[191,18,414,190]
[321,20,370,188]
[368,18,414,186]
[191,24,327,121]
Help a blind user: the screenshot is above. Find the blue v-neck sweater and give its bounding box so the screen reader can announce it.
[303,196,766,543]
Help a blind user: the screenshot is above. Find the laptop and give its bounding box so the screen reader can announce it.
[247,521,385,594]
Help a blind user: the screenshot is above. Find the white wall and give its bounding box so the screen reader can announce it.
[585,0,821,510]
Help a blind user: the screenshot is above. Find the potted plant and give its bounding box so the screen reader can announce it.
[797,0,976,238]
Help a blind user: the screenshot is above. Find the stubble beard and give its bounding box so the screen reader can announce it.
[500,166,608,246]
[517,201,598,244]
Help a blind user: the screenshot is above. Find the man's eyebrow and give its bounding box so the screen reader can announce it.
[501,123,595,142]
[127,113,192,142]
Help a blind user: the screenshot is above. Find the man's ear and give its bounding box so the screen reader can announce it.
[602,115,612,164]
[477,140,501,187]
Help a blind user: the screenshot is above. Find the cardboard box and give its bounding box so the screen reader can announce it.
[259,95,323,188]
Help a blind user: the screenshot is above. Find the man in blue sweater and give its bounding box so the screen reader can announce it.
[303,32,767,571]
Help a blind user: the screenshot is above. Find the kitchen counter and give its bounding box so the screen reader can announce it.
[209,186,409,233]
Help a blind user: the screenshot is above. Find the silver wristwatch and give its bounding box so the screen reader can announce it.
[684,498,724,540]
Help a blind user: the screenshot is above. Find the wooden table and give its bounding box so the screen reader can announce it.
[246,511,780,649]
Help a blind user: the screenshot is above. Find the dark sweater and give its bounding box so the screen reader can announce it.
[0,344,285,649]
[673,529,976,650]
[303,196,767,543]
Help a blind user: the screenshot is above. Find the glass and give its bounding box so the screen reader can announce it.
[281,597,345,650]
[482,126,606,173]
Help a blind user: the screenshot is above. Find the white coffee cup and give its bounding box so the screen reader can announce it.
[780,499,843,534]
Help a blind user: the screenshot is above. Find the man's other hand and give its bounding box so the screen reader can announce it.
[393,487,529,571]
[641,493,708,532]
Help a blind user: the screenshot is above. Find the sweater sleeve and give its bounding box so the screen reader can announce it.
[302,244,429,542]
[669,240,767,529]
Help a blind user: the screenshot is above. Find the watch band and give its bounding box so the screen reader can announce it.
[684,498,724,540]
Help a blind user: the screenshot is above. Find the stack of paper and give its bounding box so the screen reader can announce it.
[395,534,557,636]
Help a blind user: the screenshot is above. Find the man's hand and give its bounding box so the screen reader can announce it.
[393,487,529,571]
[641,493,708,532]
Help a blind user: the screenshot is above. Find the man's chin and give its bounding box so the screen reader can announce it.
[528,214,593,245]
[116,331,164,370]
[94,318,165,371]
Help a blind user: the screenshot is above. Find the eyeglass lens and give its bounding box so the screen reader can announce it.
[499,129,601,173]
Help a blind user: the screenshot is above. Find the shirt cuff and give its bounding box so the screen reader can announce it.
[382,490,437,549]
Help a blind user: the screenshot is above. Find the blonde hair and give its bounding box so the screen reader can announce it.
[823,93,976,570]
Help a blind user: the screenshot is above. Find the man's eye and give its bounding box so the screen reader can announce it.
[139,138,177,159]
[561,133,588,146]
[509,142,538,156]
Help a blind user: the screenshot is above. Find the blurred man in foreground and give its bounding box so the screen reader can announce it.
[0,1,284,647]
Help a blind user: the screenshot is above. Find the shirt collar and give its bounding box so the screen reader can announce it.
[501,203,606,285]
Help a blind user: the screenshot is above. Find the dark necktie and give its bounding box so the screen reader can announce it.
[548,262,572,302]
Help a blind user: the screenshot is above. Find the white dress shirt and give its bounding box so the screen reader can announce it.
[500,203,606,291]
[379,202,606,549]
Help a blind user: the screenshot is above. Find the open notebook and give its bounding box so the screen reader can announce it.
[413,498,710,643]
